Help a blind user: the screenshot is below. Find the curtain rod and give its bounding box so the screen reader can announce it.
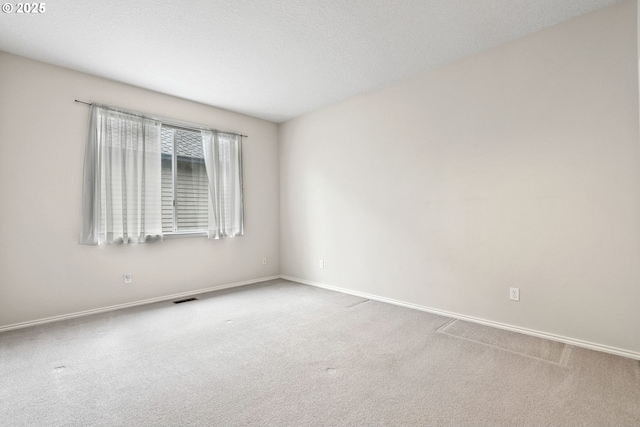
[74,100,248,138]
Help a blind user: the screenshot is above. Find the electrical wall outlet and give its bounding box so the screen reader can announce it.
[510,287,520,301]
[124,273,133,284]
[262,257,267,265]
[319,260,324,269]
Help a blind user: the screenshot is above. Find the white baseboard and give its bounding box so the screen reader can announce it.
[281,275,640,361]
[4,273,639,361]
[0,276,281,333]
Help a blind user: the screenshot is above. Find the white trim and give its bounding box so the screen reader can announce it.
[5,273,638,361]
[0,276,281,333]
[280,275,640,361]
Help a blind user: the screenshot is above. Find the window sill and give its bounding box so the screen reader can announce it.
[163,231,208,239]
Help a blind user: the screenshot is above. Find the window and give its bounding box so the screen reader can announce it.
[80,103,244,245]
[161,126,209,234]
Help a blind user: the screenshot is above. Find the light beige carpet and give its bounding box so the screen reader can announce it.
[1,279,639,426]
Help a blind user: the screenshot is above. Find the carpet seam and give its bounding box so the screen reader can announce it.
[558,344,572,366]
[346,299,370,308]
[435,318,457,333]
[437,319,570,367]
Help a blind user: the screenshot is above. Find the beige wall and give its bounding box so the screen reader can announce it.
[280,0,640,354]
[0,52,280,327]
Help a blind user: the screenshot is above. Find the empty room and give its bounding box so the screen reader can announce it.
[1,0,639,426]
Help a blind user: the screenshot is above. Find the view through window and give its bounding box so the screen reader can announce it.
[161,126,209,234]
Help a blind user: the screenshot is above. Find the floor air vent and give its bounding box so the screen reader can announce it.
[173,297,198,304]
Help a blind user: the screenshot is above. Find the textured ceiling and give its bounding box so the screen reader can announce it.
[0,0,623,122]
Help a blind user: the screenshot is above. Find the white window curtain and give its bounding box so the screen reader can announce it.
[201,130,244,239]
[80,105,163,245]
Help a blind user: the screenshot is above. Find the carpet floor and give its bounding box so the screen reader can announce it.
[1,279,639,426]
